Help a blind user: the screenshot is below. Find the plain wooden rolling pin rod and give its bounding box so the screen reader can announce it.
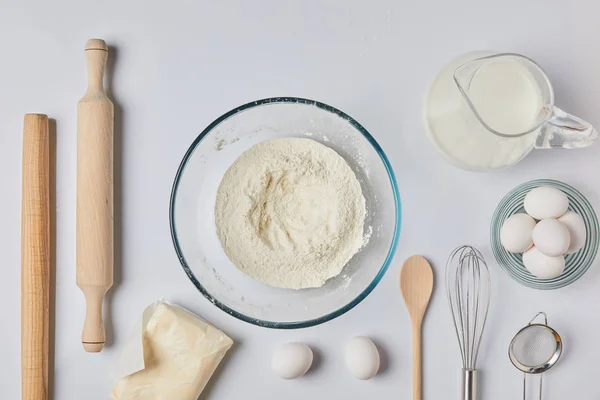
[77,38,114,353]
[22,114,51,400]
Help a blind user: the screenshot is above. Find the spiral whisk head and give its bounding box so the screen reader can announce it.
[446,245,491,370]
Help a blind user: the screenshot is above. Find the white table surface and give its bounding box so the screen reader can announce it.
[2,0,600,398]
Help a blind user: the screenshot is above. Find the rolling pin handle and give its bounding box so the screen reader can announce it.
[84,39,108,92]
[81,286,106,353]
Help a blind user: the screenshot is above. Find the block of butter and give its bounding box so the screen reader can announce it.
[111,301,233,400]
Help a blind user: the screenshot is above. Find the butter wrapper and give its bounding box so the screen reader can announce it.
[111,300,233,400]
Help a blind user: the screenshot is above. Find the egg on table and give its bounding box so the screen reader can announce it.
[522,246,565,279]
[500,213,536,253]
[524,186,569,220]
[345,336,380,380]
[272,343,313,379]
[532,218,571,257]
[558,211,587,254]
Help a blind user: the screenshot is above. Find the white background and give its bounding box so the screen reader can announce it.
[2,0,600,398]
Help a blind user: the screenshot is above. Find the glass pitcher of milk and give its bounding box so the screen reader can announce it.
[424,52,597,171]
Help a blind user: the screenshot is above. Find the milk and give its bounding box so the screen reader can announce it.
[467,60,543,135]
[425,53,542,170]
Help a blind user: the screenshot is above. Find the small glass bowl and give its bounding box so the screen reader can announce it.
[491,179,599,290]
[170,97,401,328]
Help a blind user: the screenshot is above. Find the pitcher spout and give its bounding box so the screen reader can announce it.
[454,53,554,137]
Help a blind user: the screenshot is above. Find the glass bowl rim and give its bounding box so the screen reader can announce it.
[169,96,402,328]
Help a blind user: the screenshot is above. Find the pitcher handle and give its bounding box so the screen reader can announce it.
[534,107,598,149]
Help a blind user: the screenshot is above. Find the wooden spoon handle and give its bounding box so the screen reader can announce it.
[21,114,50,400]
[412,322,422,400]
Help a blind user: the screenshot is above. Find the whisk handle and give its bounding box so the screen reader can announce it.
[462,369,477,400]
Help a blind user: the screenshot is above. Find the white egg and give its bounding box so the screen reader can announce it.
[271,343,313,379]
[524,186,569,220]
[522,246,565,279]
[532,218,571,256]
[558,211,587,254]
[345,336,380,380]
[500,213,536,253]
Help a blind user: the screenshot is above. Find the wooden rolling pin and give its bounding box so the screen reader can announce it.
[76,38,114,353]
[22,114,50,400]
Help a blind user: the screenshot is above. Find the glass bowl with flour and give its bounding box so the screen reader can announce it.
[170,98,400,328]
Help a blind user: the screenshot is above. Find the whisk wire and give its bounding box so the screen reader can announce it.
[448,249,466,367]
[470,254,482,369]
[456,260,467,365]
[446,246,491,371]
[476,259,490,370]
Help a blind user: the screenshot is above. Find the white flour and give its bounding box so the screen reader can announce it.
[215,138,366,289]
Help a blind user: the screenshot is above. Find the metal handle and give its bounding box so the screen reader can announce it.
[462,369,477,400]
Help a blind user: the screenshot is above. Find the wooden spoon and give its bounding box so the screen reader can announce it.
[400,256,434,400]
